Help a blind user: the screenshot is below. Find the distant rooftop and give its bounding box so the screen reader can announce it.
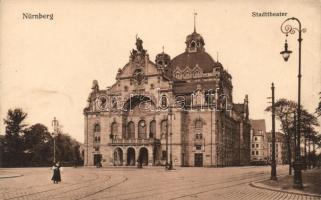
[250,119,266,136]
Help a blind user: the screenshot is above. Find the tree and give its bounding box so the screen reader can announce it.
[300,109,319,167]
[54,132,83,166]
[24,123,53,166]
[3,108,28,166]
[266,99,320,172]
[265,98,297,175]
[3,108,83,166]
[316,92,321,117]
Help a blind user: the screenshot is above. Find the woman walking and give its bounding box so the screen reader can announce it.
[51,162,62,184]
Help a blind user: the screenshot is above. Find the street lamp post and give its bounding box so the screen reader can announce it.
[271,83,277,180]
[165,115,169,169]
[280,17,306,189]
[169,107,173,170]
[52,117,59,164]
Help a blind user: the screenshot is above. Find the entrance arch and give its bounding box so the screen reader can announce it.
[113,147,123,166]
[127,147,136,166]
[138,147,148,166]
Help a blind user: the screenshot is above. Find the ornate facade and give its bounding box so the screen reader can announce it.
[83,29,251,167]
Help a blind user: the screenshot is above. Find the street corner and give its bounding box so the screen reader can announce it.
[250,169,321,199]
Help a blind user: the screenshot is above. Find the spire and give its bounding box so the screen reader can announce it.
[217,52,219,62]
[193,11,197,32]
[162,45,164,54]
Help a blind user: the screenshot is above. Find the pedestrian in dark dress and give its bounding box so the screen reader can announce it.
[51,162,62,184]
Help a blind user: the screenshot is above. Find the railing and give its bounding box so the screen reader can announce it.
[109,138,160,145]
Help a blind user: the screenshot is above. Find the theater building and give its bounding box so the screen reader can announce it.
[83,27,251,167]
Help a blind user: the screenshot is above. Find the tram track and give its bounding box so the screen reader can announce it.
[100,172,263,199]
[106,171,288,200]
[2,172,105,200]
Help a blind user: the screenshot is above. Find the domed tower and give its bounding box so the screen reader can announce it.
[171,30,215,79]
[155,47,171,78]
[185,31,205,53]
[155,47,171,68]
[185,12,205,53]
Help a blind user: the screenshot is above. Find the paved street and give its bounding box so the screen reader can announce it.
[0,165,319,200]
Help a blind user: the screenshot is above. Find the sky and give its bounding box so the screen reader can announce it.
[0,0,320,143]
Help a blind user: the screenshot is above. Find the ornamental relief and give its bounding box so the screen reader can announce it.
[173,66,203,79]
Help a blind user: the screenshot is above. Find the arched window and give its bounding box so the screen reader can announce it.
[94,124,101,143]
[194,70,201,78]
[127,121,135,139]
[94,124,100,132]
[174,71,181,79]
[160,95,168,108]
[184,71,191,79]
[161,120,168,138]
[138,120,147,139]
[195,119,203,139]
[111,122,118,139]
[191,41,196,48]
[111,97,117,109]
[150,120,156,138]
[204,90,214,106]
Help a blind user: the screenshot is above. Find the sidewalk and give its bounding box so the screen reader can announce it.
[251,168,321,197]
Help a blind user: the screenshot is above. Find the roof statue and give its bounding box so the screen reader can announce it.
[130,35,146,60]
[135,36,144,53]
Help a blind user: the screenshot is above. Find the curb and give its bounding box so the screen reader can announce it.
[250,179,321,198]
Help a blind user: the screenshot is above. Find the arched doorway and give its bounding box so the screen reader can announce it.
[113,147,123,166]
[153,145,159,166]
[138,147,148,166]
[127,147,136,166]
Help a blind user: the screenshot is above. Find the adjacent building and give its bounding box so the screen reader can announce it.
[250,119,268,164]
[83,26,251,167]
[266,131,287,164]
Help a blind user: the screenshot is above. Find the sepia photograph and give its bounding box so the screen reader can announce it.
[0,0,320,199]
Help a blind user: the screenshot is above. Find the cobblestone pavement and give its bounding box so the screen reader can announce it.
[0,165,319,200]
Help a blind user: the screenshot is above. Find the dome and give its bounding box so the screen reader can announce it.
[155,52,171,67]
[185,31,205,52]
[170,51,215,73]
[156,53,170,63]
[185,31,205,46]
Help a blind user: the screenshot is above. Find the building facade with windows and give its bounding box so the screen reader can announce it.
[250,119,268,164]
[266,132,287,164]
[83,28,251,167]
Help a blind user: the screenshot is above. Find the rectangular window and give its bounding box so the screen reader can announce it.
[252,151,255,155]
[256,151,259,155]
[256,144,259,148]
[252,144,255,148]
[162,151,167,160]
